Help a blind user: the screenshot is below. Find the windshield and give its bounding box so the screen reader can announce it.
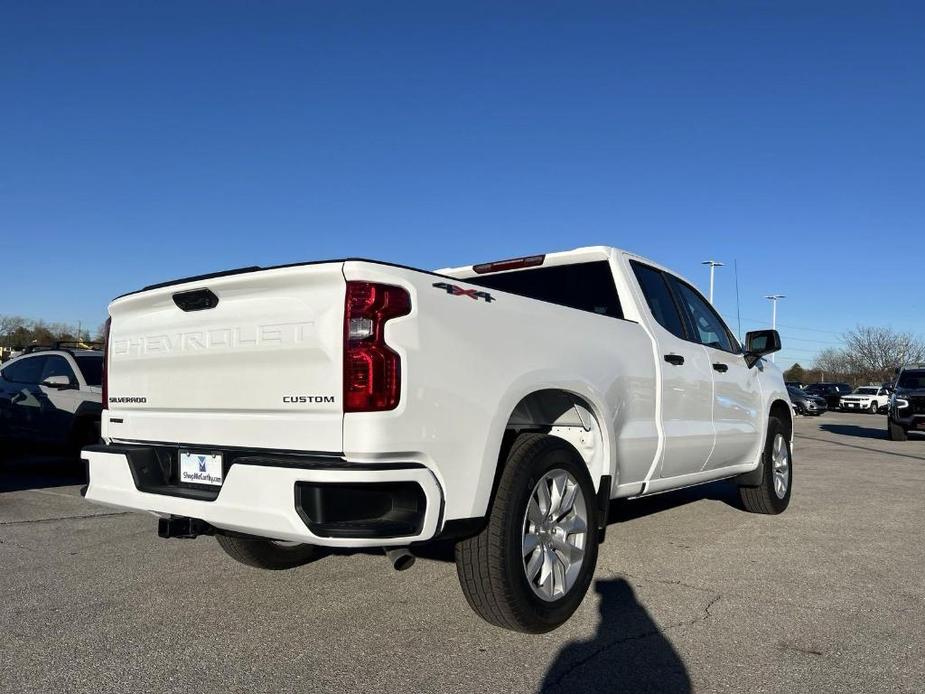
[74,355,103,386]
[787,387,806,398]
[805,384,829,394]
[854,387,878,395]
[897,371,925,390]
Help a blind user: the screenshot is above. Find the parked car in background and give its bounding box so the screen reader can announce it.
[839,386,891,414]
[804,383,853,410]
[0,346,103,453]
[82,246,792,633]
[787,386,827,416]
[785,381,806,390]
[888,365,925,441]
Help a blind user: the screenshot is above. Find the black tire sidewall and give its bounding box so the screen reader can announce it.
[498,441,599,630]
[216,535,316,570]
[763,419,792,512]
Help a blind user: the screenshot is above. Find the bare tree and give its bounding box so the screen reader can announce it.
[842,326,925,377]
[814,347,851,377]
[812,326,925,386]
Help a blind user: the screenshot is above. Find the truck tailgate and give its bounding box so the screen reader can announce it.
[105,263,345,452]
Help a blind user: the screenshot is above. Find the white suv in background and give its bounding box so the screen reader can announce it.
[0,347,104,452]
[839,386,890,414]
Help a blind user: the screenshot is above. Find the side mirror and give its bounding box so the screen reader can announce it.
[41,375,76,389]
[744,329,781,367]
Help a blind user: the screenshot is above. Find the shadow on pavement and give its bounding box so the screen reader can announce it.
[819,423,887,440]
[0,446,86,493]
[608,480,739,524]
[539,578,690,694]
[412,481,741,564]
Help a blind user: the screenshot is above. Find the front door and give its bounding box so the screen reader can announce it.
[668,278,762,470]
[37,355,84,445]
[0,355,47,440]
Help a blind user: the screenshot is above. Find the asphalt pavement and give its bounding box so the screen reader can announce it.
[1,412,923,694]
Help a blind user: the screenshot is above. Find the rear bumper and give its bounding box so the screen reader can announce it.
[81,444,444,548]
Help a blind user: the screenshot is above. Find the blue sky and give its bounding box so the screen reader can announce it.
[2,1,923,366]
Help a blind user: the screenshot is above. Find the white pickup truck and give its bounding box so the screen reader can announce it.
[83,246,792,633]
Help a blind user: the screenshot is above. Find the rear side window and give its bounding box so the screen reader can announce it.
[75,356,103,386]
[1,356,46,385]
[469,261,623,319]
[630,261,686,339]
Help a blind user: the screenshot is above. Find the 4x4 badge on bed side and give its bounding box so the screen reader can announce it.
[432,282,495,303]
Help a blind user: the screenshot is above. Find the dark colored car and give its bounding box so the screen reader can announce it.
[888,367,925,441]
[785,381,806,390]
[804,382,853,410]
[0,348,103,453]
[788,386,827,416]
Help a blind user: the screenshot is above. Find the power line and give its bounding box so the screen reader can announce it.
[776,335,845,346]
[740,317,843,336]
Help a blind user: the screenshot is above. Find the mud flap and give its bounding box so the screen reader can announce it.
[735,462,764,488]
[596,474,612,542]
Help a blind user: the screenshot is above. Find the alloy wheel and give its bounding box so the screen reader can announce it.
[521,469,589,602]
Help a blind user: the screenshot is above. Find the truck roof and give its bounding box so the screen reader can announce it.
[115,246,696,303]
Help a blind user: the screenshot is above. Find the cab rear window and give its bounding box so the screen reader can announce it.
[468,261,624,319]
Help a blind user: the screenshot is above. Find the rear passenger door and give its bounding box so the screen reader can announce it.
[630,262,715,478]
[667,277,763,471]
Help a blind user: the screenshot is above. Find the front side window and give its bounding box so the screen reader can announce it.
[669,279,735,352]
[898,370,925,390]
[1,356,46,385]
[41,355,77,385]
[630,261,686,339]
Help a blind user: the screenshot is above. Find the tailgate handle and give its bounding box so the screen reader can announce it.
[173,288,219,312]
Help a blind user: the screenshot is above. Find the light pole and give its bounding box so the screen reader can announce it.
[702,260,724,304]
[764,294,786,362]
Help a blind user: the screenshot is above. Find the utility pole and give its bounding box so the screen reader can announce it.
[702,260,724,304]
[765,295,786,362]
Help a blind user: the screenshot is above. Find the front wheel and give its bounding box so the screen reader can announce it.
[869,401,878,414]
[455,433,599,633]
[216,535,317,570]
[738,416,792,514]
[888,418,908,441]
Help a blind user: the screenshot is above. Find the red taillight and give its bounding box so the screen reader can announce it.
[343,282,411,412]
[101,317,111,410]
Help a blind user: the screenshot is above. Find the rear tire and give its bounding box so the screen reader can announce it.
[888,418,908,442]
[738,417,792,515]
[216,535,317,570]
[869,401,878,414]
[69,418,100,458]
[454,433,599,633]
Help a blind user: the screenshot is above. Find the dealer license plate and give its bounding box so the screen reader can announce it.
[179,451,224,487]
